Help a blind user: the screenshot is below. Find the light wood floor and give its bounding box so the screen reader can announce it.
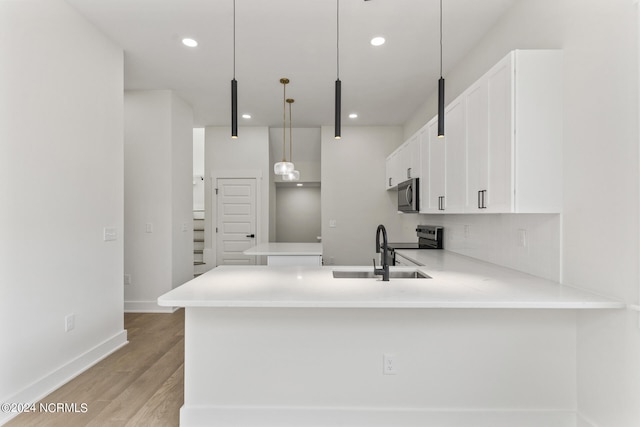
[6,309,184,427]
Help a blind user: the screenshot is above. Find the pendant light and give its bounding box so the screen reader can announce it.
[274,78,295,176]
[334,0,341,139]
[283,98,300,181]
[231,0,238,139]
[437,0,445,138]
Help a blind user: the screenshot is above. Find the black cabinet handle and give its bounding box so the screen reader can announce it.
[246,234,255,238]
[478,190,482,209]
[389,177,392,187]
[482,190,487,209]
[438,196,445,211]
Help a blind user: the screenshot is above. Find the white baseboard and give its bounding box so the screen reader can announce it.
[180,406,577,427]
[0,330,128,426]
[124,300,178,313]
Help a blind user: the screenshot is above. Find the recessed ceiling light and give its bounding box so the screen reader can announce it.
[182,38,198,47]
[370,37,385,46]
[242,114,251,119]
[349,113,358,119]
[296,183,303,187]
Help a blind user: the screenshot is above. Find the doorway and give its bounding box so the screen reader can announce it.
[215,178,257,265]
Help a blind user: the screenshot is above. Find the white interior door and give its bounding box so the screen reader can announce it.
[216,178,257,265]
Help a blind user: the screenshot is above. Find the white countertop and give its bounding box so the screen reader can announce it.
[243,242,322,256]
[158,251,623,310]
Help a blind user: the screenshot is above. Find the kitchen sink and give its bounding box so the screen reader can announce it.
[332,270,431,279]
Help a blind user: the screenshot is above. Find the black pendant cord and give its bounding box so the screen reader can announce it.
[231,0,238,139]
[335,0,341,139]
[437,0,445,138]
[440,0,443,78]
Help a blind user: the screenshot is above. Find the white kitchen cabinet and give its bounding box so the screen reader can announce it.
[465,50,562,213]
[385,131,421,190]
[420,117,445,213]
[385,150,399,189]
[419,97,465,214]
[405,133,420,180]
[443,95,466,213]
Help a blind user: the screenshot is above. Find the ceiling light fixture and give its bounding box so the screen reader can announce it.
[231,0,238,139]
[334,0,341,140]
[274,78,294,176]
[370,36,385,46]
[283,98,300,182]
[349,113,358,119]
[182,38,198,47]
[242,114,251,119]
[437,0,445,138]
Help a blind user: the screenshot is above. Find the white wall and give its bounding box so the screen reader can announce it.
[405,0,640,424]
[321,126,404,265]
[269,127,322,241]
[275,186,321,242]
[204,126,270,267]
[0,0,126,422]
[124,90,194,312]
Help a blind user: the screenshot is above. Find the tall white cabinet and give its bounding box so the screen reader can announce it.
[465,50,562,213]
[397,49,562,215]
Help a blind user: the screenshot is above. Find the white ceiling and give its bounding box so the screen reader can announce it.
[66,0,518,129]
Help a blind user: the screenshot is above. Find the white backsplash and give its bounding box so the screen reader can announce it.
[399,214,561,282]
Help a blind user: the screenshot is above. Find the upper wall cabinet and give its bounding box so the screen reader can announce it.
[416,49,562,214]
[385,132,421,189]
[421,117,444,212]
[466,50,562,213]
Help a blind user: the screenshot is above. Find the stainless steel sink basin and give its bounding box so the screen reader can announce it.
[332,270,431,279]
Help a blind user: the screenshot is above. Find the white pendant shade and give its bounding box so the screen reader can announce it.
[282,169,300,181]
[274,161,294,175]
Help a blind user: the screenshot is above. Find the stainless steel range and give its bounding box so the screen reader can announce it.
[386,225,443,265]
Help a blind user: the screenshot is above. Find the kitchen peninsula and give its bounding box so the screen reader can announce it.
[243,242,322,266]
[158,251,623,427]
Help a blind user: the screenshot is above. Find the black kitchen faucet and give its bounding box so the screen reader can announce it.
[374,224,390,281]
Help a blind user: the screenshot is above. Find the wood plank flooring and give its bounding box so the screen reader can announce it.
[6,309,184,427]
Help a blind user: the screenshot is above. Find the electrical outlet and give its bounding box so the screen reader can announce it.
[124,274,131,286]
[383,353,397,375]
[464,224,470,239]
[145,223,153,233]
[329,219,337,228]
[65,314,75,332]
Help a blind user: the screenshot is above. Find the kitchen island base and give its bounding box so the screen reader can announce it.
[180,307,578,427]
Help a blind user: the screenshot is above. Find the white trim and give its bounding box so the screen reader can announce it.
[124,300,178,313]
[180,406,577,427]
[0,330,127,426]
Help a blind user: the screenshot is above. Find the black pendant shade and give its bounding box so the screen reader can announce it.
[335,79,341,139]
[437,77,445,138]
[231,78,238,139]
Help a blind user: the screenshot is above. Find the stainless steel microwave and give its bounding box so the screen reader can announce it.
[398,178,419,213]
